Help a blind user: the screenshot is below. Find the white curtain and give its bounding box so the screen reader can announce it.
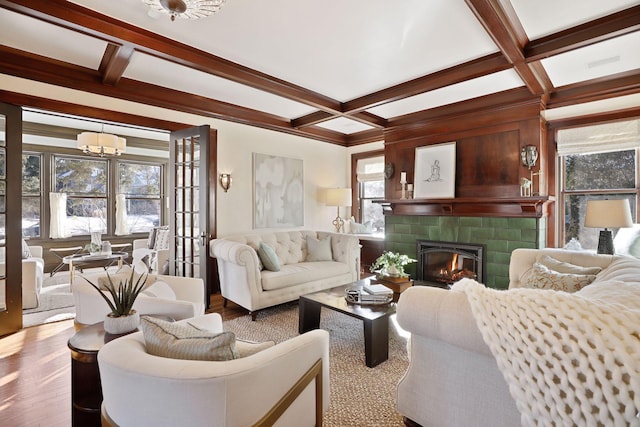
[49,192,69,238]
[115,194,129,236]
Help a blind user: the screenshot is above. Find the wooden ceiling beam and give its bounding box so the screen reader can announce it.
[0,46,348,146]
[0,0,343,114]
[342,53,510,114]
[547,69,640,108]
[291,111,334,128]
[464,0,547,95]
[99,43,134,85]
[525,5,640,62]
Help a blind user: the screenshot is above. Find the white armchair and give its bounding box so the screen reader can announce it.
[0,245,44,309]
[133,238,169,274]
[98,313,330,427]
[73,271,205,327]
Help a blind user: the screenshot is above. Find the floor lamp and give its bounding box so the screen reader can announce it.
[584,199,633,254]
[325,188,352,233]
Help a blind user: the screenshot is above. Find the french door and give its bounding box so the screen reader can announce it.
[0,102,23,336]
[169,125,217,305]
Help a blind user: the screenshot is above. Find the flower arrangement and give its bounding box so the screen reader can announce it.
[84,242,101,254]
[370,251,416,278]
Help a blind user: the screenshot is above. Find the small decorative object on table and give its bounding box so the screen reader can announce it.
[82,268,148,334]
[345,286,393,305]
[370,251,416,278]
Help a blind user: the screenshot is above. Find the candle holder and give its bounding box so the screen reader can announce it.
[401,182,407,200]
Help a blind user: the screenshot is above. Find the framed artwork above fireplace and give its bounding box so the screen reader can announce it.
[414,141,456,199]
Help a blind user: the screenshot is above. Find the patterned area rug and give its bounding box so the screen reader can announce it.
[223,302,409,426]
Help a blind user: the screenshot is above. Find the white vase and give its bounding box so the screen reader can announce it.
[386,265,400,277]
[104,310,140,335]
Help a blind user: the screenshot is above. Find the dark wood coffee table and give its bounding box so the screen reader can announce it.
[298,279,396,367]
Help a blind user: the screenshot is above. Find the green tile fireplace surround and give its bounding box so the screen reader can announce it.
[384,215,546,289]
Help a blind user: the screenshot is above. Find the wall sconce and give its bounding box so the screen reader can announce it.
[219,173,232,192]
[521,145,538,170]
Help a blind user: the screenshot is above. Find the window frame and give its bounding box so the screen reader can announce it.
[21,151,42,239]
[350,149,385,223]
[116,160,165,234]
[556,117,640,247]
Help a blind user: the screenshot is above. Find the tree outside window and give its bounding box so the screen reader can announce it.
[118,162,162,233]
[22,153,41,238]
[54,156,108,235]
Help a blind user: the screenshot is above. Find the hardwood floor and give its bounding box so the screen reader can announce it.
[0,294,247,427]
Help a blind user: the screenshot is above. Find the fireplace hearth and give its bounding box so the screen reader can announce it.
[416,240,485,287]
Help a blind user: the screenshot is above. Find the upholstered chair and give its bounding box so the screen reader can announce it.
[98,313,330,427]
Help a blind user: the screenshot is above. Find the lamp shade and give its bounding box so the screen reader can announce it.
[77,132,126,156]
[325,188,352,207]
[584,199,633,228]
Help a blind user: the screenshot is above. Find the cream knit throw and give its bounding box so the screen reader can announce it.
[453,279,640,427]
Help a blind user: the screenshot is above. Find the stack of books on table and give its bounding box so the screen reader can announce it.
[363,283,393,296]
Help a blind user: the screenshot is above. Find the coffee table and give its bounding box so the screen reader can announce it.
[298,279,396,368]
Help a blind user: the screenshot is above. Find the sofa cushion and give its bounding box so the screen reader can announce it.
[141,280,176,300]
[21,239,31,259]
[521,263,596,292]
[261,261,350,291]
[141,316,237,361]
[258,242,281,272]
[538,255,602,275]
[306,235,332,261]
[592,256,640,284]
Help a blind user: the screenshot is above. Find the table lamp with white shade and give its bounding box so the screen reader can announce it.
[584,199,633,254]
[325,188,352,233]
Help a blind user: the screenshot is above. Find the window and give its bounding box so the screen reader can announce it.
[118,162,162,233]
[559,118,639,249]
[22,153,41,238]
[54,156,108,236]
[356,155,385,233]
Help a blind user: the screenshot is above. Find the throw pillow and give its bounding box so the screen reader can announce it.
[522,262,597,293]
[141,280,176,300]
[306,235,333,261]
[257,242,280,271]
[141,316,237,361]
[350,220,373,234]
[21,239,32,259]
[538,255,603,275]
[153,226,171,250]
[146,227,158,250]
[235,338,275,358]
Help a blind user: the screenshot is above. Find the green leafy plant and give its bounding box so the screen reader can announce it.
[370,251,416,278]
[85,242,101,253]
[83,269,148,317]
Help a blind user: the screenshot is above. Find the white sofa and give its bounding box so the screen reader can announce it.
[210,230,360,319]
[396,248,640,427]
[73,270,205,327]
[98,313,330,427]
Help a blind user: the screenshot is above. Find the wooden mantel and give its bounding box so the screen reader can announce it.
[377,196,555,218]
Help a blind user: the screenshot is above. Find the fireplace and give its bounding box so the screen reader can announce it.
[416,240,485,287]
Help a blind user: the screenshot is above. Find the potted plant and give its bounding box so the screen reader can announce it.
[370,251,416,278]
[83,268,148,334]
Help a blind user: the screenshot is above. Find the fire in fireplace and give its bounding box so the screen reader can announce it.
[416,240,485,287]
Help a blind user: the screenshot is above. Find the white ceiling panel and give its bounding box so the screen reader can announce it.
[124,53,317,119]
[509,0,638,39]
[366,69,524,119]
[0,9,107,70]
[542,31,640,87]
[315,118,374,135]
[71,0,499,102]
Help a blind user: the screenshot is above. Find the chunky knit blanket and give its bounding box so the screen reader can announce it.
[453,279,640,427]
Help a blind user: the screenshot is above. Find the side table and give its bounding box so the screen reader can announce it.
[67,322,125,427]
[373,276,414,302]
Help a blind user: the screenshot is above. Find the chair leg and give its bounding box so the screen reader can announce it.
[251,311,257,321]
[223,297,228,307]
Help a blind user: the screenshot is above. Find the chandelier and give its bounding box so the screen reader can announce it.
[77,131,126,157]
[143,0,226,21]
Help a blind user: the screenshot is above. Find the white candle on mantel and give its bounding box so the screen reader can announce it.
[400,172,407,183]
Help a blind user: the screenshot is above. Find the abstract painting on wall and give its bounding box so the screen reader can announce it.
[253,153,304,228]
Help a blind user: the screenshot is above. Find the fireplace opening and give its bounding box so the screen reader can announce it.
[416,240,485,287]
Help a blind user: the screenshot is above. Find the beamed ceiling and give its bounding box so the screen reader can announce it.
[0,0,639,146]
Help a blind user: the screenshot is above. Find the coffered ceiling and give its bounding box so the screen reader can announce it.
[0,0,638,146]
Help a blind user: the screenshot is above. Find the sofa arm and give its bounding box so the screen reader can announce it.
[28,246,43,258]
[318,231,360,280]
[396,286,491,356]
[133,239,148,250]
[155,274,205,313]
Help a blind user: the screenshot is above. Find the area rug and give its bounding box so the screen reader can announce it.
[22,283,76,328]
[222,302,409,426]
